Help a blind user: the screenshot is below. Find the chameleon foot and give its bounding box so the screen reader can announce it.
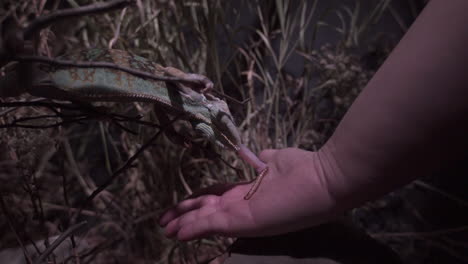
[243,167,269,200]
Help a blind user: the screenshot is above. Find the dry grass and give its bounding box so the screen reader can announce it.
[4,1,460,263]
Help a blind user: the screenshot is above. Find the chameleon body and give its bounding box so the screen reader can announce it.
[0,48,267,198]
[31,48,241,150]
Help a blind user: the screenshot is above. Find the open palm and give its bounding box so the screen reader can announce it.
[159,148,336,241]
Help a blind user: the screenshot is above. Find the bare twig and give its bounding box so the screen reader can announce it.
[73,114,185,221]
[24,0,135,39]
[0,194,32,264]
[108,7,128,49]
[38,202,112,220]
[60,154,79,260]
[63,237,123,264]
[0,116,90,129]
[211,89,250,105]
[370,225,468,239]
[11,114,80,123]
[11,57,242,104]
[178,148,193,195]
[113,116,161,128]
[425,239,468,262]
[0,100,162,130]
[13,55,210,87]
[0,101,83,111]
[414,180,468,208]
[111,119,138,135]
[33,221,88,264]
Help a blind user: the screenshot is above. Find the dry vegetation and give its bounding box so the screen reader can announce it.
[0,0,393,263]
[1,0,465,264]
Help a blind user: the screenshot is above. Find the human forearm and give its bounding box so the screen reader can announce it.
[159,0,468,241]
[320,0,468,209]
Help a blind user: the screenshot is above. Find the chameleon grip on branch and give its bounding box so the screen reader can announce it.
[0,48,268,199]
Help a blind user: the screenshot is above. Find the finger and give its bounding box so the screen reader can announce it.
[176,211,231,241]
[164,205,218,238]
[259,149,277,162]
[159,195,219,226]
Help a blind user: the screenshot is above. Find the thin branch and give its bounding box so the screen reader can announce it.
[0,194,32,264]
[178,149,193,195]
[38,202,112,220]
[425,239,468,262]
[83,130,162,201]
[12,114,76,123]
[187,139,242,172]
[14,55,210,87]
[111,119,138,135]
[0,107,18,117]
[414,180,468,208]
[11,59,241,104]
[33,221,88,264]
[0,116,90,129]
[0,101,83,111]
[211,89,250,105]
[112,115,161,128]
[24,0,135,39]
[0,100,162,129]
[64,237,123,264]
[370,225,468,238]
[60,149,79,256]
[73,114,184,220]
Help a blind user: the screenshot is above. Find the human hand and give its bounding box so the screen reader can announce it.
[159,147,339,241]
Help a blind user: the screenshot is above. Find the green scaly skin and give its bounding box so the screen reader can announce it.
[30,48,241,149]
[0,48,268,198]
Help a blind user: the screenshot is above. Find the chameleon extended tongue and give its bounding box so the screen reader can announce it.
[237,144,268,200]
[243,167,269,200]
[237,144,267,173]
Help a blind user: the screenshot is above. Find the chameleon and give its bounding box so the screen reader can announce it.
[0,48,267,199]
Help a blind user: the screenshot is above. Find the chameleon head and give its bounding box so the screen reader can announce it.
[197,96,242,151]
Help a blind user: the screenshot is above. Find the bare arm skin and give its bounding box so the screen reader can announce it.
[321,0,468,210]
[159,0,468,241]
